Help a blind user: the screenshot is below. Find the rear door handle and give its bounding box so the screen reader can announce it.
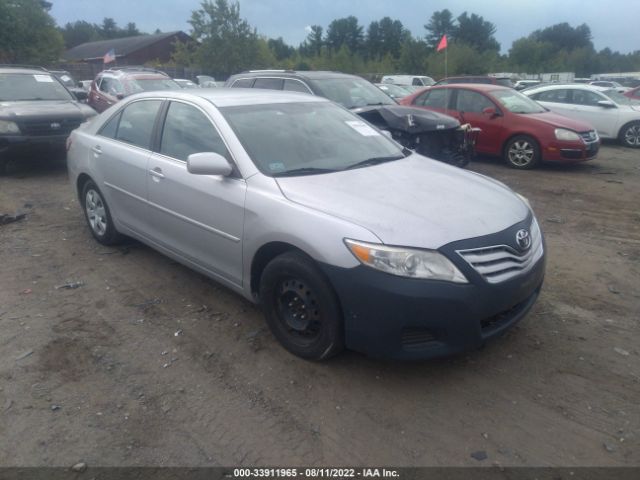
[149,167,165,179]
[91,145,102,155]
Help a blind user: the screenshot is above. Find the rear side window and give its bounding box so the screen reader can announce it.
[115,100,162,149]
[253,78,284,90]
[231,78,255,88]
[415,89,450,108]
[160,101,229,161]
[283,79,311,93]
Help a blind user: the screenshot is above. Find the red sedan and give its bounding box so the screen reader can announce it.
[400,84,600,169]
[624,86,640,101]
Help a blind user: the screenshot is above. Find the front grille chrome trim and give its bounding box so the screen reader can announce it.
[456,219,543,284]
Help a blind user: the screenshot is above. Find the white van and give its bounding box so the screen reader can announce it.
[381,75,435,87]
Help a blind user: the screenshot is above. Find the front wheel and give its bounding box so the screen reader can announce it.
[619,121,640,148]
[504,135,541,169]
[259,251,344,360]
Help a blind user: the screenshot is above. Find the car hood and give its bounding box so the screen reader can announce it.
[275,155,529,249]
[529,111,594,131]
[0,100,92,119]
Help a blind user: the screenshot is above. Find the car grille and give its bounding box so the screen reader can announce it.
[19,118,82,136]
[456,219,544,284]
[579,130,598,142]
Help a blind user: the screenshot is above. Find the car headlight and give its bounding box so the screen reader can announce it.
[344,239,468,283]
[0,119,20,134]
[554,128,580,141]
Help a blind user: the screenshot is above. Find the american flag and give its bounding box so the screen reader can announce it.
[103,49,116,64]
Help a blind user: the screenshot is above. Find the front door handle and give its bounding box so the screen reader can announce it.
[149,167,165,179]
[91,145,102,156]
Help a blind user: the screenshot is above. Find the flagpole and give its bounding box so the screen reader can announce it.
[444,37,448,116]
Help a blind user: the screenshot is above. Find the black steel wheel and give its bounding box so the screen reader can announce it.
[259,251,344,360]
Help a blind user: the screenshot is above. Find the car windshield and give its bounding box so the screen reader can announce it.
[52,72,76,87]
[377,84,411,98]
[312,77,396,109]
[492,89,546,113]
[128,78,181,93]
[602,89,640,105]
[0,73,74,101]
[220,101,405,177]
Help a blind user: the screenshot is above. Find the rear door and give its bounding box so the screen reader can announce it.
[93,99,163,234]
[146,100,246,286]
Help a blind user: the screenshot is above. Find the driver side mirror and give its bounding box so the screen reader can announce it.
[482,107,501,118]
[597,100,616,108]
[187,152,233,176]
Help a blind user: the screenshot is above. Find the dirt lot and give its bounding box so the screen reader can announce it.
[0,145,638,467]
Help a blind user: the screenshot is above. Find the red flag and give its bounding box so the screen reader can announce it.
[437,35,448,52]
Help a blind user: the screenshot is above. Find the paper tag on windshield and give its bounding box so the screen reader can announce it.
[345,120,380,137]
[34,74,54,83]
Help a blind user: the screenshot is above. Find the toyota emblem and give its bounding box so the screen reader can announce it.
[516,229,531,251]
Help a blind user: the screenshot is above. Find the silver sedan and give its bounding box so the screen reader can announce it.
[67,89,545,360]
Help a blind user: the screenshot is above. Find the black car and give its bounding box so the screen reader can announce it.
[0,65,97,174]
[225,70,478,167]
[49,70,89,102]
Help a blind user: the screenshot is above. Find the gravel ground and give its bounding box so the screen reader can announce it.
[0,145,638,467]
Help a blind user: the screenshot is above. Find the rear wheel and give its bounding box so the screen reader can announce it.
[81,180,123,245]
[619,121,640,148]
[259,251,344,360]
[504,135,541,169]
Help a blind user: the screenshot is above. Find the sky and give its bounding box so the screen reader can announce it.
[50,0,637,54]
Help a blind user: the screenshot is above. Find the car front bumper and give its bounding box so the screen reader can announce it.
[320,216,546,360]
[544,139,600,162]
[0,134,68,156]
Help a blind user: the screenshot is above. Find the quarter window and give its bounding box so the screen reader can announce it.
[115,100,162,149]
[160,102,229,162]
[98,111,121,139]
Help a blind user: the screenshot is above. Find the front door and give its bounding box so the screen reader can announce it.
[451,88,505,155]
[146,100,246,286]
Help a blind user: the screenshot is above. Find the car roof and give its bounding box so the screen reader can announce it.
[121,88,329,108]
[233,70,359,81]
[525,83,606,91]
[429,83,511,93]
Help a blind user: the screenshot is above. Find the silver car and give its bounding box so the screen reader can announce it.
[67,89,545,360]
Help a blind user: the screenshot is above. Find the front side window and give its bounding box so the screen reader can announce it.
[491,89,545,114]
[220,102,404,177]
[160,101,229,162]
[455,89,494,113]
[115,100,162,149]
[0,73,73,101]
[571,89,604,107]
[283,79,311,93]
[532,89,570,104]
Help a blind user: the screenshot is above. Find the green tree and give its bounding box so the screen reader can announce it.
[454,12,500,51]
[326,16,363,53]
[0,0,64,63]
[366,17,407,60]
[268,37,294,61]
[397,37,429,74]
[532,23,593,51]
[61,20,102,49]
[100,17,118,39]
[424,9,455,48]
[300,25,323,57]
[180,0,260,77]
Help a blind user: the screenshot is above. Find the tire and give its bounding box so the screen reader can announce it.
[619,121,640,148]
[81,180,123,245]
[504,135,541,169]
[259,251,344,360]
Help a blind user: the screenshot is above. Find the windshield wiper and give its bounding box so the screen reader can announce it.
[344,154,405,170]
[273,167,338,177]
